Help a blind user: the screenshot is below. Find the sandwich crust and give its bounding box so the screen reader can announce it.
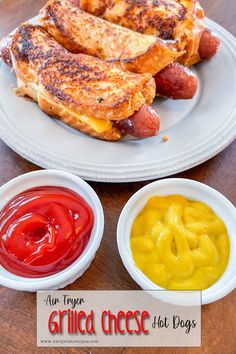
[0,35,12,66]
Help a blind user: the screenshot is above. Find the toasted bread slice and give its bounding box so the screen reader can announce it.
[10,24,156,141]
[79,0,205,66]
[79,0,186,38]
[40,0,184,75]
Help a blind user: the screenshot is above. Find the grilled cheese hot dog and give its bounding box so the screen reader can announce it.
[40,0,183,76]
[79,0,220,66]
[40,0,184,84]
[1,24,160,141]
[43,0,197,100]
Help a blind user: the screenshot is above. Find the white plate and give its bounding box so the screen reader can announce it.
[0,18,236,182]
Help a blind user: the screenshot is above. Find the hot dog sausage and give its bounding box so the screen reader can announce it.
[116,104,160,138]
[0,36,12,67]
[199,29,220,60]
[154,63,198,100]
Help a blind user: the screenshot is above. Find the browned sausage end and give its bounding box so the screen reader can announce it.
[199,29,221,60]
[116,104,160,139]
[154,63,198,100]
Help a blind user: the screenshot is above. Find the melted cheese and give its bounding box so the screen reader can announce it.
[16,78,112,133]
[66,108,112,133]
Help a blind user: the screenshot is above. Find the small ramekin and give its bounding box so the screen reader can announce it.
[117,178,236,305]
[0,170,104,291]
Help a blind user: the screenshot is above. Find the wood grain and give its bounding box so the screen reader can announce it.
[0,1,236,353]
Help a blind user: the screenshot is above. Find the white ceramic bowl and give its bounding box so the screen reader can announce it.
[0,170,104,291]
[117,178,236,305]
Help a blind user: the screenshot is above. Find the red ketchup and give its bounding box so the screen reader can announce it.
[0,187,94,278]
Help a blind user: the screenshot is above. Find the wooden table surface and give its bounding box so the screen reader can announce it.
[0,1,235,353]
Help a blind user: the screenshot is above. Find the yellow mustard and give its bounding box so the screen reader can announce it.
[130,195,230,290]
